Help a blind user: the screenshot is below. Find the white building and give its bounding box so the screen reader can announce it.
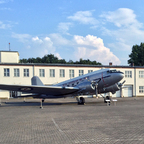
[0,51,19,63]
[0,51,144,98]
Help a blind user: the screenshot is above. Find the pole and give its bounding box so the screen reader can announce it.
[9,43,11,51]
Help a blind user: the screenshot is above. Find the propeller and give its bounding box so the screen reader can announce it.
[91,81,98,97]
[118,80,126,88]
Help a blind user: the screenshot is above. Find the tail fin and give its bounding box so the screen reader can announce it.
[31,76,44,86]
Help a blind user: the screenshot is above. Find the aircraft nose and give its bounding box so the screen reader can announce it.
[119,72,124,80]
[113,72,124,82]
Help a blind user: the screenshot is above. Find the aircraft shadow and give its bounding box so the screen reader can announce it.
[0,100,106,107]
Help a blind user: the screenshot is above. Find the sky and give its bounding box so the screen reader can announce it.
[1,0,144,65]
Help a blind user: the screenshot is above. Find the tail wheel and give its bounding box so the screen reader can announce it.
[42,99,45,103]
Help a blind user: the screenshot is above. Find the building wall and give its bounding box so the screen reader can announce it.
[0,63,144,98]
[34,65,102,85]
[135,68,144,97]
[0,90,9,98]
[0,51,19,63]
[0,65,33,85]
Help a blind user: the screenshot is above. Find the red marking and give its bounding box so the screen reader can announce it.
[102,72,108,87]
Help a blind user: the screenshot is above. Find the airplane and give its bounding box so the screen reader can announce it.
[0,68,124,107]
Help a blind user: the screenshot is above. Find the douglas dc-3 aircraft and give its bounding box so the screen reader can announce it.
[0,68,124,107]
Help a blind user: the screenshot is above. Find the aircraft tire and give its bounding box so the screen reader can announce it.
[80,97,85,105]
[104,98,107,103]
[42,99,45,103]
[104,96,111,103]
[78,97,85,105]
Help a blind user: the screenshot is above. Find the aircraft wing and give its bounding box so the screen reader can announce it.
[0,84,79,96]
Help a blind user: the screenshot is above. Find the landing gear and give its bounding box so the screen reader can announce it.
[104,96,111,102]
[91,81,98,98]
[77,97,85,105]
[104,96,111,105]
[42,99,45,103]
[40,99,44,109]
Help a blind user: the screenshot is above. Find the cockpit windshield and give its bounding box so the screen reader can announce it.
[107,69,122,73]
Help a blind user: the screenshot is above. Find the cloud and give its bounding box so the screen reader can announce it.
[0,21,12,29]
[58,22,73,35]
[73,35,120,65]
[12,32,32,43]
[0,0,13,4]
[0,7,11,10]
[12,32,119,64]
[55,53,62,59]
[32,36,43,43]
[68,10,98,26]
[0,0,7,4]
[49,33,70,46]
[30,36,56,57]
[100,8,143,28]
[12,33,62,59]
[100,8,144,51]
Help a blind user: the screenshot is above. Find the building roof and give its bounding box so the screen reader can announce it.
[0,63,143,69]
[0,51,19,56]
[0,50,19,53]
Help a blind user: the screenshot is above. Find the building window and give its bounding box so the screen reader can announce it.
[60,69,65,77]
[14,68,19,77]
[125,71,132,78]
[39,69,45,77]
[4,68,10,77]
[69,69,74,78]
[50,69,55,77]
[139,86,144,93]
[79,70,84,76]
[88,70,93,73]
[24,69,29,77]
[139,71,144,78]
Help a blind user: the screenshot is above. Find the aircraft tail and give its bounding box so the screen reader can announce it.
[31,76,44,86]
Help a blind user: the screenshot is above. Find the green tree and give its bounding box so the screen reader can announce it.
[68,60,74,64]
[128,43,144,66]
[41,54,59,63]
[19,59,28,63]
[35,57,42,63]
[19,54,102,65]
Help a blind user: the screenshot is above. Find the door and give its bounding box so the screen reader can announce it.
[123,85,133,97]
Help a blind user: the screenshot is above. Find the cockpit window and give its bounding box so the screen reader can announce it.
[107,70,118,73]
[107,69,123,74]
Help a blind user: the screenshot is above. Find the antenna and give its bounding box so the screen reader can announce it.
[9,43,11,51]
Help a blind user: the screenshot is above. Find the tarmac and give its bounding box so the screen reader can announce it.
[0,97,144,144]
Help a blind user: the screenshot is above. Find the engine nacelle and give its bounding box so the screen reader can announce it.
[100,83,120,94]
[76,81,94,93]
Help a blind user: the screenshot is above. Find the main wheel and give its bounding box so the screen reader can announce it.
[104,96,111,103]
[80,97,85,105]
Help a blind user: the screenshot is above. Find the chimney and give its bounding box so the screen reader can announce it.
[131,63,134,67]
[109,62,112,66]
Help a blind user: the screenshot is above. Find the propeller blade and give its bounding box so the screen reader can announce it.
[121,80,126,85]
[118,80,126,88]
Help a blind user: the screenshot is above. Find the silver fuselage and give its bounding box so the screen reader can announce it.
[55,68,124,96]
